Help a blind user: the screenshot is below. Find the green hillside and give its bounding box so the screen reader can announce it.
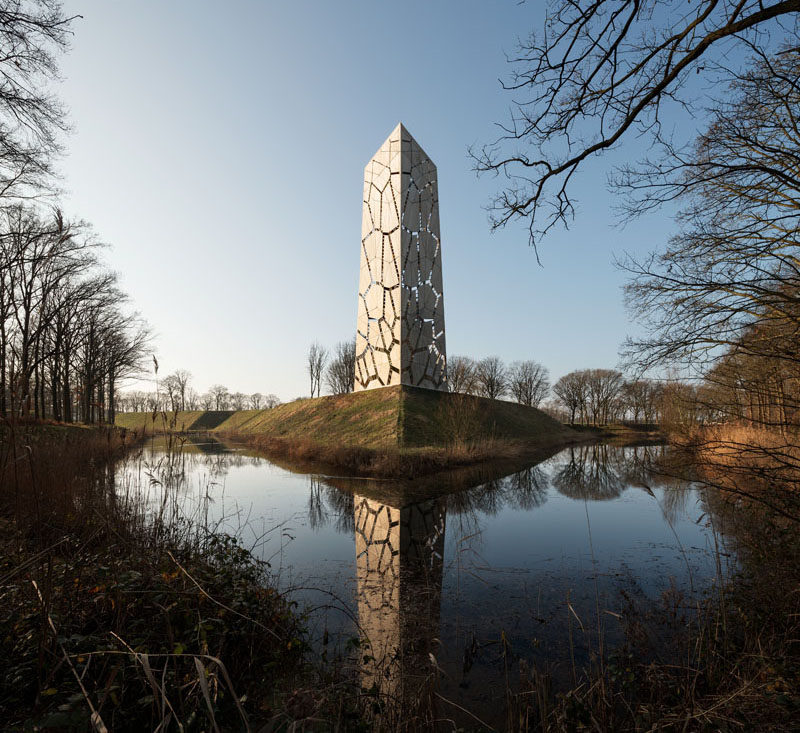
[115,410,233,435]
[116,386,574,449]
[399,386,570,447]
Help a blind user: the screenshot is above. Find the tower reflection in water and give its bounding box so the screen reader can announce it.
[314,442,673,725]
[353,494,446,709]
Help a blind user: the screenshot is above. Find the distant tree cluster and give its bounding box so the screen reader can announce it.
[547,370,666,426]
[621,49,800,436]
[117,371,281,414]
[449,358,668,426]
[304,343,676,428]
[445,355,551,406]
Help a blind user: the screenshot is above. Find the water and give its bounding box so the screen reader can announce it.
[117,437,729,727]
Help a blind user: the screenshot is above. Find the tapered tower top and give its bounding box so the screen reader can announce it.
[354,125,447,391]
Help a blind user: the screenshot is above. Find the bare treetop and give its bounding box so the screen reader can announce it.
[0,0,77,199]
[472,0,800,246]
[621,49,800,373]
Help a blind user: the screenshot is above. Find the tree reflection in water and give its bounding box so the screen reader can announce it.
[307,441,682,725]
[308,475,354,534]
[118,436,713,728]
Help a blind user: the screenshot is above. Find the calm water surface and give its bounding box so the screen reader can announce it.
[117,437,730,726]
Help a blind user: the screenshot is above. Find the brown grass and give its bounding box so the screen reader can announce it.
[0,423,324,730]
[0,422,130,541]
[227,433,542,479]
[497,429,800,731]
[677,423,800,524]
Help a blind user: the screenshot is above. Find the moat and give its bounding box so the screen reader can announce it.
[116,436,731,728]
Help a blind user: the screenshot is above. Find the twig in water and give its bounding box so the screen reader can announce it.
[435,692,494,730]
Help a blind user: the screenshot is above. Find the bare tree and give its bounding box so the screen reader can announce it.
[0,205,150,422]
[1,207,98,416]
[0,1,77,203]
[161,374,181,412]
[230,391,246,411]
[475,356,508,400]
[185,386,199,410]
[325,339,356,395]
[249,392,263,409]
[621,379,662,424]
[171,369,191,411]
[199,391,214,410]
[553,370,589,425]
[264,393,281,408]
[102,312,151,423]
[622,50,800,386]
[508,360,550,407]
[540,398,569,423]
[585,369,624,424]
[126,390,147,413]
[472,0,800,245]
[447,355,478,394]
[307,342,327,398]
[209,384,229,410]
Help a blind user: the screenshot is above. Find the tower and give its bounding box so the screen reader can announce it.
[354,123,447,391]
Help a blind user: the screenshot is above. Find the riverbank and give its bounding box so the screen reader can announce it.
[0,423,353,729]
[223,433,591,480]
[537,499,799,730]
[6,421,795,730]
[536,432,799,731]
[564,421,665,443]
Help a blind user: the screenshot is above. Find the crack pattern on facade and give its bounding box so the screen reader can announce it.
[355,123,447,391]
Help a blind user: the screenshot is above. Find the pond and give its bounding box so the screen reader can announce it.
[116,436,731,728]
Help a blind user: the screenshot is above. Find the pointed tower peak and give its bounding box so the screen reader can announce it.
[384,121,416,144]
[393,122,415,142]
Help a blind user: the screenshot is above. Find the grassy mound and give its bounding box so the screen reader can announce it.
[400,386,570,446]
[216,387,402,448]
[116,386,574,450]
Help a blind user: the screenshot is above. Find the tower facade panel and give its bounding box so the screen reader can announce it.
[355,124,447,391]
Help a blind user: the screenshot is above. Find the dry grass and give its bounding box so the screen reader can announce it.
[228,433,538,479]
[115,410,231,434]
[7,419,798,730]
[0,423,331,730]
[677,423,800,524]
[688,423,799,464]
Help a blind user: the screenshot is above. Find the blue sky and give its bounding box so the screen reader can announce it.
[58,0,677,400]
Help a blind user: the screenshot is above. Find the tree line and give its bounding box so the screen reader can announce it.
[0,208,150,423]
[0,4,151,424]
[305,343,674,426]
[620,48,800,438]
[306,340,357,397]
[475,0,800,443]
[117,370,281,414]
[451,358,667,426]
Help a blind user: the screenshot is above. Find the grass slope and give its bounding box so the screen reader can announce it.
[115,410,233,434]
[216,387,402,448]
[115,386,573,449]
[400,386,571,447]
